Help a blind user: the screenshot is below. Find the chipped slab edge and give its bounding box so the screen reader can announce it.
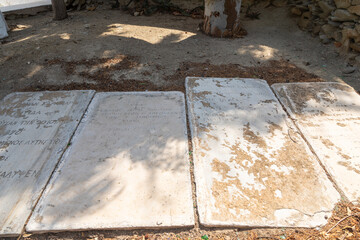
[185,77,340,228]
[271,82,360,203]
[26,91,195,233]
[0,90,96,237]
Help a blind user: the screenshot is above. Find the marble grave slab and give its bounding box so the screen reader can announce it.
[0,91,95,236]
[27,92,194,232]
[186,78,340,228]
[272,82,360,202]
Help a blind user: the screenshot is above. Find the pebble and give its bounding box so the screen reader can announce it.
[342,66,356,74]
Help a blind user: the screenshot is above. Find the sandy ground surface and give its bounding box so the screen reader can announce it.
[1,4,360,240]
[1,5,360,100]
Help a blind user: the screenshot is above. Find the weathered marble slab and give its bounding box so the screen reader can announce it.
[27,92,194,232]
[0,91,95,236]
[186,77,340,228]
[272,82,360,202]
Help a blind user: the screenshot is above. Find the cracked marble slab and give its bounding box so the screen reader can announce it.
[186,77,340,228]
[0,91,95,236]
[27,92,194,233]
[272,82,360,202]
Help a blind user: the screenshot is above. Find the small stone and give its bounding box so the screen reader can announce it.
[331,9,358,21]
[355,55,360,65]
[341,22,356,28]
[133,11,140,16]
[342,65,356,73]
[350,42,360,51]
[298,11,312,30]
[348,5,360,16]
[272,0,287,7]
[313,25,321,35]
[319,34,331,44]
[291,7,302,16]
[334,30,343,41]
[84,24,90,28]
[328,20,341,27]
[342,27,359,41]
[347,52,358,60]
[318,1,335,16]
[308,4,321,16]
[296,4,309,11]
[334,0,351,8]
[321,24,337,38]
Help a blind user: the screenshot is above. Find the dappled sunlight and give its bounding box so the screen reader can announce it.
[59,33,71,40]
[100,23,196,44]
[26,92,193,232]
[7,34,39,44]
[25,65,43,78]
[10,24,32,32]
[237,45,278,61]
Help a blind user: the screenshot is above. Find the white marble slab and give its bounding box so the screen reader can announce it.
[272,82,360,202]
[0,90,95,236]
[186,77,340,228]
[27,92,194,232]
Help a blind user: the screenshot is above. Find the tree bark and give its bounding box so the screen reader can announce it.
[203,0,246,38]
[52,0,68,20]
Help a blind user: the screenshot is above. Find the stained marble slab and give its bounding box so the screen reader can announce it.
[272,82,360,202]
[27,92,194,232]
[0,90,95,236]
[186,77,340,227]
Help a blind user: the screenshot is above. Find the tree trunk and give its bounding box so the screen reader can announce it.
[52,0,68,20]
[203,0,246,38]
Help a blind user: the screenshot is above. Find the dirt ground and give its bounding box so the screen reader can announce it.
[1,2,360,240]
[1,3,360,99]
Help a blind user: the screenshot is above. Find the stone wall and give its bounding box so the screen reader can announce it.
[290,0,360,64]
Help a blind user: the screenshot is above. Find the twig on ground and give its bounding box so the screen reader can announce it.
[325,213,360,235]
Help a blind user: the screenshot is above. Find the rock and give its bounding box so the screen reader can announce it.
[308,4,321,16]
[350,42,360,51]
[334,0,351,8]
[342,27,359,41]
[355,24,360,33]
[341,22,356,27]
[334,30,343,41]
[321,24,337,38]
[328,20,341,27]
[319,33,331,44]
[348,5,360,16]
[342,65,356,73]
[355,55,360,65]
[318,1,335,16]
[291,7,302,16]
[331,9,358,21]
[347,52,358,60]
[352,0,360,5]
[272,0,287,7]
[313,25,321,35]
[296,4,309,11]
[133,11,140,16]
[298,11,311,29]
